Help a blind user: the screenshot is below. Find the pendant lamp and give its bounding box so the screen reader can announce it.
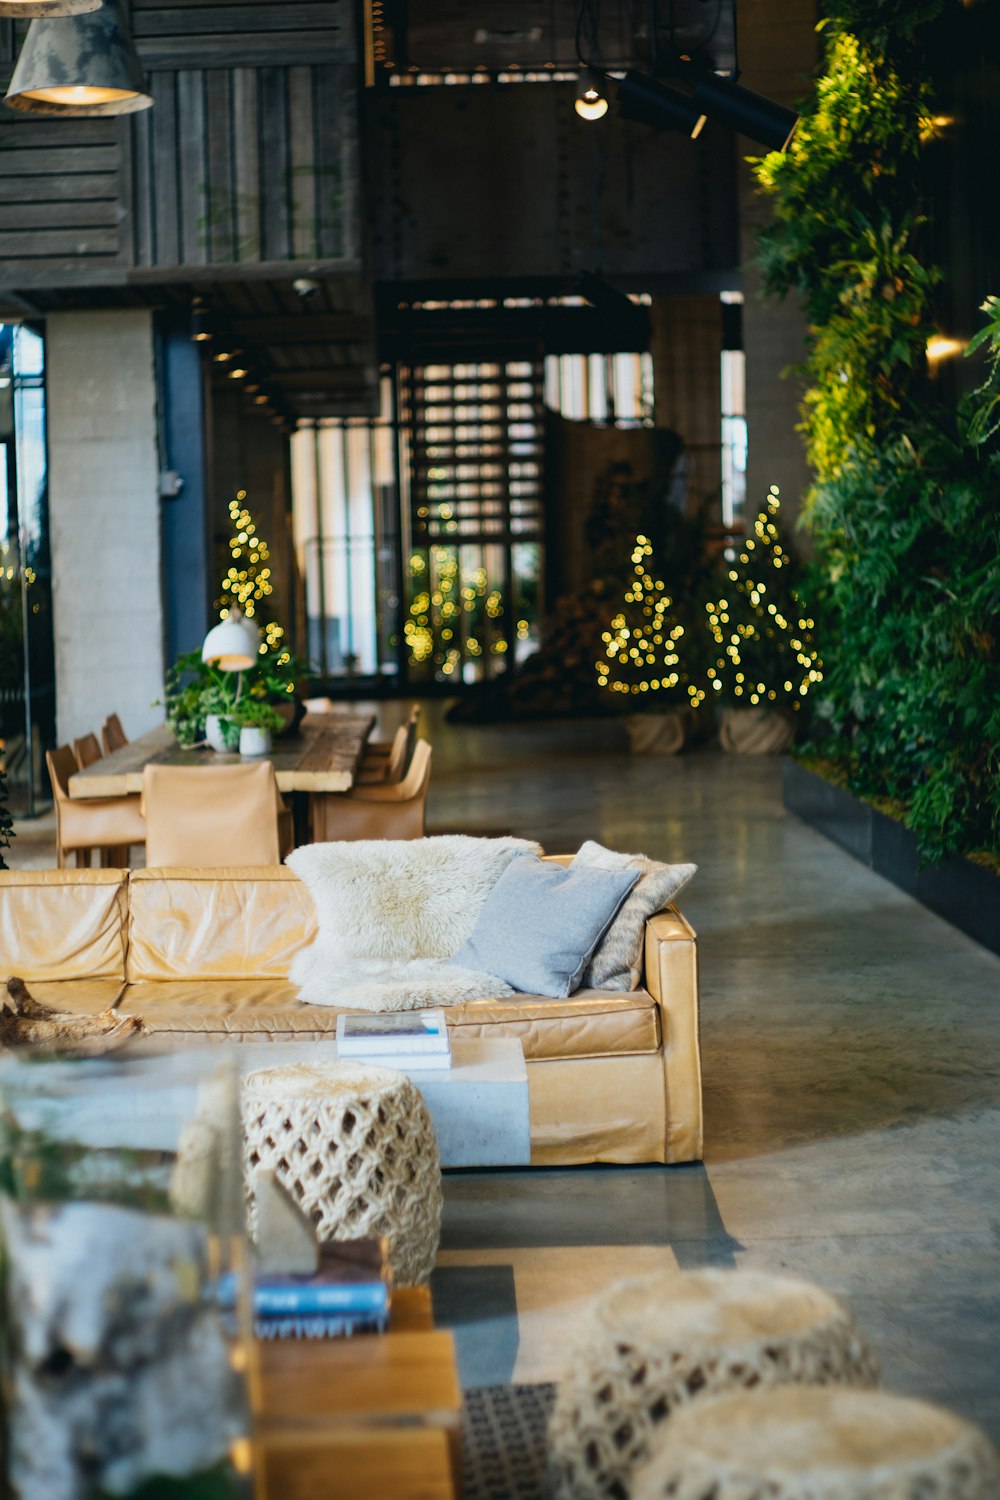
[0,1,100,15]
[202,612,260,673]
[4,0,153,116]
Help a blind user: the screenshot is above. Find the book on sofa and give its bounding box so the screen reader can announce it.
[336,1009,450,1056]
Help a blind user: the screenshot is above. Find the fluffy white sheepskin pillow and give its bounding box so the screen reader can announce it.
[286,835,540,1010]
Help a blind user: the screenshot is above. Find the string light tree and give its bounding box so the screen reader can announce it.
[596,533,707,753]
[705,484,823,753]
[217,489,299,729]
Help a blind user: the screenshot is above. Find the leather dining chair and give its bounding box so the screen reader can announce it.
[46,745,146,869]
[356,703,420,786]
[73,732,103,769]
[141,761,287,867]
[311,740,433,842]
[101,714,129,754]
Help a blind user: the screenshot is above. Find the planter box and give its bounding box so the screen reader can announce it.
[783,759,1000,957]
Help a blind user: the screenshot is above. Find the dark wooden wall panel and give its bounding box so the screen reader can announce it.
[132,0,351,67]
[127,62,360,271]
[0,115,123,275]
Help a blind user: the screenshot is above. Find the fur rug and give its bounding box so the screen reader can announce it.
[286,835,540,1011]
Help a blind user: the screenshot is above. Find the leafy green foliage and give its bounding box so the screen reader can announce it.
[752,26,938,487]
[806,415,1000,863]
[750,1,998,863]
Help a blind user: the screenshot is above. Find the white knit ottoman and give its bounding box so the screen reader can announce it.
[548,1269,878,1500]
[241,1061,442,1286]
[632,1385,1000,1500]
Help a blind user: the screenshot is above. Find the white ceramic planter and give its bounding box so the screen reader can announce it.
[205,713,238,753]
[239,726,272,757]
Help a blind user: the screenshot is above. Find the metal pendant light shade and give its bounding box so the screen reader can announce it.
[4,0,152,116]
[616,70,706,139]
[0,1,101,16]
[692,75,797,152]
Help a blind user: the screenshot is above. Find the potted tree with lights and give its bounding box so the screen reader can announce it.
[704,485,822,752]
[596,533,708,753]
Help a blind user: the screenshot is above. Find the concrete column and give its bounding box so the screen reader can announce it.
[47,309,165,745]
[737,0,819,536]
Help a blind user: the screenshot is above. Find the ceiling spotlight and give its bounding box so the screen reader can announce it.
[213,348,235,363]
[616,69,706,138]
[228,366,248,380]
[191,298,212,342]
[692,74,797,151]
[575,68,608,122]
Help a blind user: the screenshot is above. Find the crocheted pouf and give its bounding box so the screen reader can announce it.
[548,1268,878,1500]
[241,1060,442,1285]
[631,1385,1000,1500]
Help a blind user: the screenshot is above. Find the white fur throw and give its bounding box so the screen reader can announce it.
[286,835,541,1011]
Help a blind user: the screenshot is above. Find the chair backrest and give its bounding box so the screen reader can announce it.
[396,738,432,800]
[101,714,128,754]
[384,723,411,783]
[73,733,102,769]
[141,762,282,868]
[45,745,77,807]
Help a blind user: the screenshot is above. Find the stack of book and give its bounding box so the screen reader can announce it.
[226,1239,393,1340]
[335,1008,452,1071]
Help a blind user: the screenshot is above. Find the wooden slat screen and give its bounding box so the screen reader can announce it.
[127,61,360,269]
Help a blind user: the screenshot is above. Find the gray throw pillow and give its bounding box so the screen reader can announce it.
[448,854,640,998]
[572,840,697,991]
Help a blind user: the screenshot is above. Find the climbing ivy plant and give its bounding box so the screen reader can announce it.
[753,19,941,487]
[750,1,1000,865]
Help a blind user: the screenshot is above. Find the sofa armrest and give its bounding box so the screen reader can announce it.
[643,905,703,1164]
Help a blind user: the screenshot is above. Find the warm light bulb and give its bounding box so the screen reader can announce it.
[24,84,138,105]
[575,92,609,121]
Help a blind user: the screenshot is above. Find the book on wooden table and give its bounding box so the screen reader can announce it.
[222,1239,392,1322]
[255,1310,390,1340]
[336,1008,450,1056]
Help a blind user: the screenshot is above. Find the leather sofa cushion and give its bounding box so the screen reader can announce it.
[127,867,317,981]
[0,869,128,980]
[119,981,661,1061]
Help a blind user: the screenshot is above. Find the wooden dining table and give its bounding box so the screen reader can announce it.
[68,712,376,842]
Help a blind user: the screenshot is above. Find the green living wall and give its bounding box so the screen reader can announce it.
[752,0,1000,864]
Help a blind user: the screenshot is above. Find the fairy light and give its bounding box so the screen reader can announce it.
[597,534,706,706]
[704,485,822,711]
[217,489,272,618]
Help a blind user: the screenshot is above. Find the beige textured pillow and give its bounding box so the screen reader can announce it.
[572,840,697,991]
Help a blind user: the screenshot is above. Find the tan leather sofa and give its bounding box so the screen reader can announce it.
[0,864,702,1167]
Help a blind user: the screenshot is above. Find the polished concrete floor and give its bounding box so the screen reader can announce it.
[419,708,1000,1440]
[11,707,1000,1438]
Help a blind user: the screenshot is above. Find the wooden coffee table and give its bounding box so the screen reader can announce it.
[255,1287,462,1500]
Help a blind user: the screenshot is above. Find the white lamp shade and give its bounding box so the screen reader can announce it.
[201,615,260,671]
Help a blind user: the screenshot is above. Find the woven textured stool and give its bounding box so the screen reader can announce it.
[632,1385,1000,1500]
[548,1268,878,1500]
[241,1061,442,1285]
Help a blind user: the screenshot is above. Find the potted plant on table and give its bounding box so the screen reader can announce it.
[234,699,284,758]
